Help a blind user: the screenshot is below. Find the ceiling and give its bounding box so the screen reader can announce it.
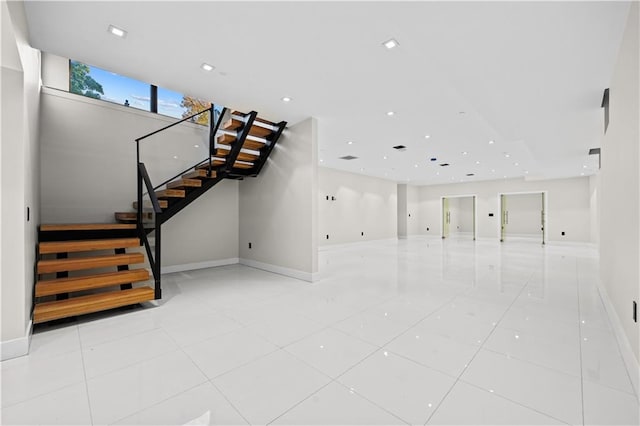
[23,1,630,185]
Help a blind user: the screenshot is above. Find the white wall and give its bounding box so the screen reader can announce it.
[504,192,543,237]
[397,184,407,238]
[319,168,397,245]
[1,0,41,358]
[412,177,591,242]
[239,117,318,280]
[38,88,239,269]
[406,184,422,236]
[599,3,639,363]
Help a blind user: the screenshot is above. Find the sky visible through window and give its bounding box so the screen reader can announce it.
[71,61,214,121]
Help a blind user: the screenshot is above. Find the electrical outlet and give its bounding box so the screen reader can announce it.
[561,231,566,236]
[248,242,252,249]
[361,231,364,236]
[326,235,329,240]
[326,195,329,200]
[427,227,429,231]
[633,301,637,323]
[27,207,30,222]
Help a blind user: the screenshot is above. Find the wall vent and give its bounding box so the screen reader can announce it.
[393,145,406,151]
[339,155,358,160]
[439,163,450,167]
[466,173,475,176]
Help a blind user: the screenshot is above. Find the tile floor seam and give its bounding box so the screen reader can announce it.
[576,258,586,426]
[479,346,583,380]
[208,379,251,425]
[589,277,639,400]
[81,328,181,382]
[423,272,531,425]
[78,319,162,349]
[454,378,573,425]
[264,379,338,425]
[76,325,95,425]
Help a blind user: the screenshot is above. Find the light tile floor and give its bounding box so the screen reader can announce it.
[2,237,638,425]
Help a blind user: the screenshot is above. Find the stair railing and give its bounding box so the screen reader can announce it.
[134,105,225,299]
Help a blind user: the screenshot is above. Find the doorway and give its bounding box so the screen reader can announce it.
[499,192,546,244]
[442,195,477,240]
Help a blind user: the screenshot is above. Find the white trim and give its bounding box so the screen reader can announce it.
[239,258,316,282]
[596,282,640,399]
[1,320,33,361]
[161,258,239,274]
[319,237,398,250]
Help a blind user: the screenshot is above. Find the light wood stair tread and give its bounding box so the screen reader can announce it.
[38,253,144,274]
[167,179,202,189]
[155,189,185,199]
[36,269,150,297]
[133,200,168,209]
[182,169,217,179]
[41,223,136,232]
[222,118,273,138]
[39,238,140,254]
[33,287,155,324]
[115,212,153,222]
[217,135,265,151]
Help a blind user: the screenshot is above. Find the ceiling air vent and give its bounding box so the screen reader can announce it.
[339,155,358,160]
[466,173,475,176]
[393,145,406,151]
[439,163,450,167]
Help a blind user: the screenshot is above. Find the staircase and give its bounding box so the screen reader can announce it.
[34,108,286,324]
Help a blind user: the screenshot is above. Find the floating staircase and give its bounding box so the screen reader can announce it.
[35,108,286,324]
[34,224,154,324]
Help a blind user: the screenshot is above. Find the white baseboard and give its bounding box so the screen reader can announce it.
[1,320,33,361]
[239,258,316,282]
[319,237,398,250]
[161,258,239,274]
[596,282,640,399]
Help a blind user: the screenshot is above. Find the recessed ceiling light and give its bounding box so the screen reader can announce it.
[320,159,324,163]
[451,177,456,180]
[383,156,387,160]
[386,111,395,116]
[489,140,495,144]
[194,144,199,148]
[414,164,418,168]
[491,169,496,173]
[108,25,127,38]
[436,172,440,176]
[514,162,519,166]
[347,141,353,145]
[360,168,364,171]
[503,175,507,178]
[201,63,214,72]
[524,170,529,174]
[383,38,399,49]
[462,151,468,155]
[581,172,585,176]
[476,161,480,165]
[281,96,292,102]
[504,153,510,158]
[583,165,587,169]
[425,135,431,139]
[173,155,178,159]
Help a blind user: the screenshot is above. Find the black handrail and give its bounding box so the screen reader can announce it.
[137,162,162,299]
[135,107,213,143]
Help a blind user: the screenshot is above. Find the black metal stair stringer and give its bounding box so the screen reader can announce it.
[224,111,257,174]
[157,174,226,225]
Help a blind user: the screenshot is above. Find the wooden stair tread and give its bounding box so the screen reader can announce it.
[133,200,168,209]
[222,118,273,138]
[167,179,202,189]
[198,160,254,170]
[38,253,144,274]
[115,212,153,222]
[39,238,140,254]
[34,286,155,324]
[182,169,217,179]
[36,269,150,297]
[217,134,265,151]
[230,111,276,127]
[237,152,259,162]
[41,223,136,232]
[155,189,185,199]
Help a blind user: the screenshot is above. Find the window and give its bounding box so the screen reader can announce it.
[69,60,217,125]
[69,61,149,111]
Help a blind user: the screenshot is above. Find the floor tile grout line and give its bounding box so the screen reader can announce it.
[208,379,252,425]
[578,258,640,401]
[575,258,586,426]
[76,325,95,425]
[423,272,532,425]
[456,378,573,425]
